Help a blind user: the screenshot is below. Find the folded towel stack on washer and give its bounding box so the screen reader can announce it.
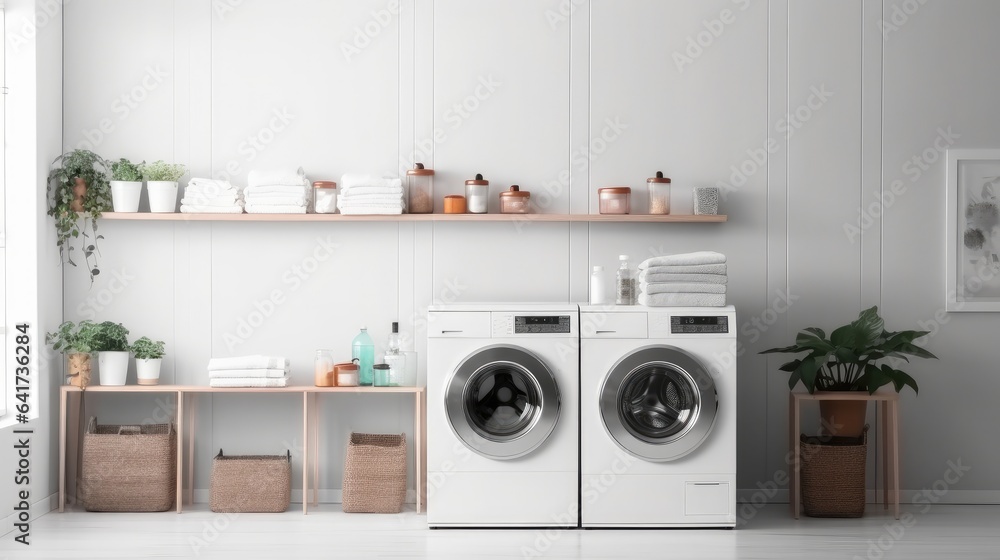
[637,251,728,307]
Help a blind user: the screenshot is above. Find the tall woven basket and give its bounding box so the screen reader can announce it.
[342,433,407,513]
[210,450,291,513]
[81,417,176,512]
[800,426,868,518]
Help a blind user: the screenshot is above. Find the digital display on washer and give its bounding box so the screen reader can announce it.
[671,316,729,334]
[515,315,571,334]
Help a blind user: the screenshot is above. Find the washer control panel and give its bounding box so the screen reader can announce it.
[513,315,572,334]
[670,315,729,334]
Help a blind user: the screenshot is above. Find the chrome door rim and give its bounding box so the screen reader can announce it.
[600,345,718,462]
[446,345,561,460]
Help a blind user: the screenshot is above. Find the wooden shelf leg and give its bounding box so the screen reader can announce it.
[891,400,900,520]
[188,394,197,507]
[303,391,309,515]
[312,393,319,507]
[790,393,801,519]
[59,388,67,513]
[414,391,423,514]
[882,400,889,510]
[176,391,184,514]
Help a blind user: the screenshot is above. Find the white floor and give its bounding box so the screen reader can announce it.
[2,504,997,559]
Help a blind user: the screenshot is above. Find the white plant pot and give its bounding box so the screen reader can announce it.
[110,180,143,212]
[136,358,162,386]
[147,181,179,213]
[98,351,130,386]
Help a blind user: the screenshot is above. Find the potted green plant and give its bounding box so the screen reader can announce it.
[761,306,937,436]
[45,320,101,387]
[92,321,131,386]
[141,160,187,213]
[109,158,144,213]
[47,150,112,283]
[131,337,166,385]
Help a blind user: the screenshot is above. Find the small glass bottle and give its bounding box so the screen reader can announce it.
[352,327,375,386]
[407,163,435,214]
[616,255,636,306]
[590,266,608,305]
[373,364,392,387]
[383,322,404,386]
[466,173,489,214]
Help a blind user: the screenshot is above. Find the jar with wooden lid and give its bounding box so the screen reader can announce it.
[500,185,531,214]
[647,171,671,215]
[313,181,338,214]
[407,163,434,214]
[466,173,489,214]
[599,186,631,214]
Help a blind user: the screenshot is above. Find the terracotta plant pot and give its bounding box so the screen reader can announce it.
[71,177,88,212]
[67,352,93,387]
[819,397,868,438]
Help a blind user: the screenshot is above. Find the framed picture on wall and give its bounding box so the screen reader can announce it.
[946,149,1000,311]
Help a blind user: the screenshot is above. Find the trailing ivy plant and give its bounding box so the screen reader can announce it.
[140,160,187,182]
[46,150,112,283]
[110,158,144,182]
[131,337,166,360]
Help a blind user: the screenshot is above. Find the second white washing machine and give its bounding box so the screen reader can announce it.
[427,303,579,527]
[580,304,737,528]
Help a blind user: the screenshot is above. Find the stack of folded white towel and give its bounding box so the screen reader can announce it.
[336,174,404,215]
[244,168,311,214]
[638,251,728,307]
[208,355,290,388]
[180,178,245,214]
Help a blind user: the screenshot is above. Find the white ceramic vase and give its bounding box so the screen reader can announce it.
[98,351,130,386]
[110,180,143,212]
[146,181,179,213]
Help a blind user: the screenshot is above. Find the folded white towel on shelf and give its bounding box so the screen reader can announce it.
[248,168,308,188]
[340,174,402,192]
[180,205,245,214]
[638,271,728,285]
[338,206,404,215]
[640,282,727,295]
[243,195,307,206]
[187,177,237,191]
[639,292,727,307]
[245,204,307,214]
[339,187,404,198]
[209,375,290,388]
[640,263,728,275]
[338,193,404,203]
[639,252,727,269]
[208,368,289,379]
[244,185,310,196]
[208,355,290,371]
[180,196,241,207]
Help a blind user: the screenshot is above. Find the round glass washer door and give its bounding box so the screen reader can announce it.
[600,346,718,462]
[446,345,560,460]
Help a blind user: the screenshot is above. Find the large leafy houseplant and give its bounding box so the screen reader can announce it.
[47,150,112,283]
[131,337,166,360]
[110,158,143,182]
[140,160,187,182]
[761,306,937,394]
[45,320,102,387]
[91,321,131,352]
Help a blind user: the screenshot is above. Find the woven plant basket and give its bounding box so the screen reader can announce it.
[800,426,868,518]
[210,450,291,513]
[81,417,176,512]
[342,433,407,513]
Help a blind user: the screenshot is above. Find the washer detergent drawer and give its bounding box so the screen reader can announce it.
[427,312,491,338]
[581,312,647,338]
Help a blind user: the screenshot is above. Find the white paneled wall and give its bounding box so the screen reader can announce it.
[60,0,1000,503]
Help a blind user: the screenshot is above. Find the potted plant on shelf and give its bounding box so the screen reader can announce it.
[761,306,937,437]
[109,158,144,212]
[132,337,166,386]
[47,150,113,283]
[141,160,187,213]
[45,320,101,387]
[92,321,131,386]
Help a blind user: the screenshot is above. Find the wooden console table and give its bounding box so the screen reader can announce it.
[788,391,900,519]
[58,385,426,515]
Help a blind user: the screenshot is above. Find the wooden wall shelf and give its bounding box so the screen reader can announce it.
[99,212,728,223]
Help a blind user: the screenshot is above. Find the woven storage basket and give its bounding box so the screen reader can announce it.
[210,450,291,513]
[800,426,868,518]
[342,433,407,513]
[81,417,176,512]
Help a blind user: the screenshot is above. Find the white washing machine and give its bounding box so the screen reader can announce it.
[580,304,736,528]
[427,303,579,527]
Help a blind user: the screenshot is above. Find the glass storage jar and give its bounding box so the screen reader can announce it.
[407,163,434,214]
[599,187,631,214]
[313,181,338,214]
[466,173,489,214]
[314,350,335,387]
[334,361,359,387]
[373,363,391,387]
[499,185,531,214]
[647,171,671,215]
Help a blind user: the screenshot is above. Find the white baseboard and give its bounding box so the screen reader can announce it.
[737,488,1000,505]
[190,489,418,505]
[0,492,58,538]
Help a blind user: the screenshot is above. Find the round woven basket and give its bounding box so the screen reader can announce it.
[342,433,407,514]
[800,426,868,518]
